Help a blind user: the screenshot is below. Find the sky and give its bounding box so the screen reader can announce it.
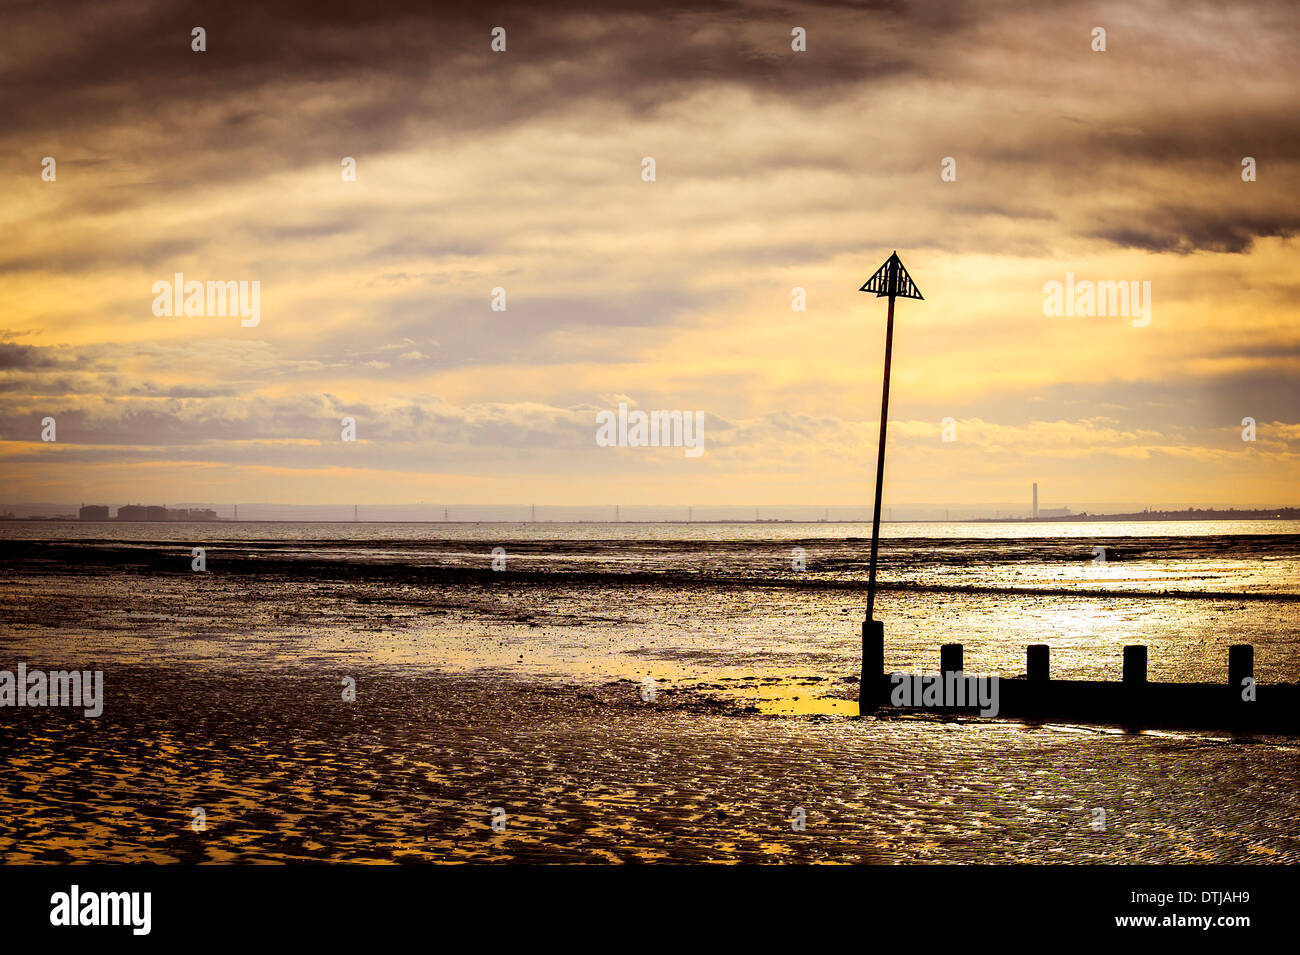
[2,0,1298,512]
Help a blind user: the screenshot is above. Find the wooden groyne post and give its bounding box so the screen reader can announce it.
[1123,645,1147,684]
[861,619,884,712]
[1229,644,1253,694]
[1027,644,1050,682]
[861,638,1287,730]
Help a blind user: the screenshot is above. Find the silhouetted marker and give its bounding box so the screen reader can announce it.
[858,252,923,716]
[940,643,963,675]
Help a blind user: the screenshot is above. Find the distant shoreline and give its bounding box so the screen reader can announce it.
[979,508,1300,523]
[4,511,1299,526]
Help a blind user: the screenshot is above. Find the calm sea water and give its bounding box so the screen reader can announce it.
[3,519,1298,680]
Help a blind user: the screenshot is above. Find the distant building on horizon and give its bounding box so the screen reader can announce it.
[1030,484,1068,519]
[117,504,165,521]
[78,505,109,520]
[114,504,216,521]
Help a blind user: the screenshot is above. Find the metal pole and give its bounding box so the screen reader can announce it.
[866,284,896,623]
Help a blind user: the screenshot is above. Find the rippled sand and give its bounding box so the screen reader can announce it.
[4,667,1300,863]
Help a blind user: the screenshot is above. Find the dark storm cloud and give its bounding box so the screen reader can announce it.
[0,343,60,370]
[1094,215,1300,255]
[4,0,1298,260]
[0,0,921,167]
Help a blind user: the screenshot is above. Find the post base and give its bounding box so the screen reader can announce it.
[859,618,885,715]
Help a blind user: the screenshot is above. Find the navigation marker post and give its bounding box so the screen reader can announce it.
[858,252,923,715]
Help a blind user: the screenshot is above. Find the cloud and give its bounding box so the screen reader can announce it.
[1,0,1299,505]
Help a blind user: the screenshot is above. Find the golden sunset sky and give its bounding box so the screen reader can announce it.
[2,0,1298,512]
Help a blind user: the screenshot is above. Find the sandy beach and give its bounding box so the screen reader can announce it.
[3,524,1299,864]
[6,664,1300,864]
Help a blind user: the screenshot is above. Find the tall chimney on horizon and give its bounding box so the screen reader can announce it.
[1033,482,1039,519]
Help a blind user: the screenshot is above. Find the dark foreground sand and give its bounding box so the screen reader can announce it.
[3,665,1299,863]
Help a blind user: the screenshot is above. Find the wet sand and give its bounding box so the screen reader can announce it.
[4,665,1300,864]
[2,530,1300,863]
